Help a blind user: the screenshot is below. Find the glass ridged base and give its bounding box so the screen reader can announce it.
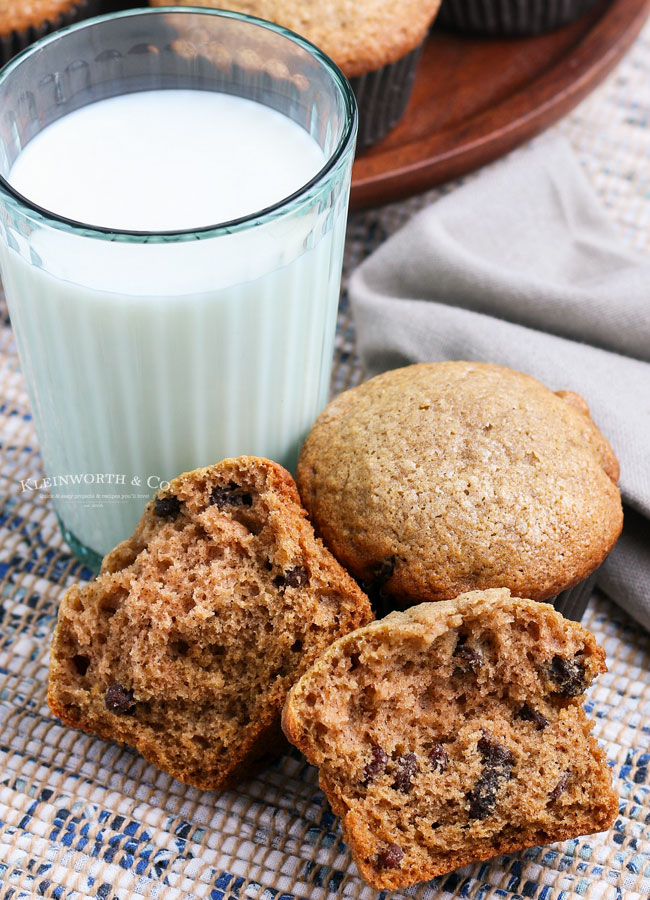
[57,516,103,574]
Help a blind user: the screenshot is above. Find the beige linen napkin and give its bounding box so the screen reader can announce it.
[349,138,650,632]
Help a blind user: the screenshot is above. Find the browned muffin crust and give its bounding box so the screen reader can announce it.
[283,589,618,890]
[297,362,623,606]
[0,0,83,36]
[148,0,442,77]
[48,456,372,791]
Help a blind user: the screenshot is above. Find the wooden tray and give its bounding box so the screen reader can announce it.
[350,0,650,210]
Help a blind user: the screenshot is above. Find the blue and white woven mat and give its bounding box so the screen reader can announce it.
[1,18,650,900]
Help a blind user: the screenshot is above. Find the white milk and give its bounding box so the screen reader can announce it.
[10,91,325,230]
[2,90,349,559]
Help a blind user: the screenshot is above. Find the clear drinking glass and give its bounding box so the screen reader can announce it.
[0,8,357,569]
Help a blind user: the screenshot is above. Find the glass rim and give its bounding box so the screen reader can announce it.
[0,5,358,241]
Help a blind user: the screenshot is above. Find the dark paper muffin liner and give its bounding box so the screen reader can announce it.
[349,44,424,152]
[548,569,599,622]
[371,568,600,622]
[0,0,105,67]
[436,0,604,36]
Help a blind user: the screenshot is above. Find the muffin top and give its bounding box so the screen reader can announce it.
[149,0,442,77]
[0,0,82,36]
[297,362,623,605]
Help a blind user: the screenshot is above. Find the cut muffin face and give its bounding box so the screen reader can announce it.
[282,589,618,890]
[48,457,372,791]
[297,362,623,607]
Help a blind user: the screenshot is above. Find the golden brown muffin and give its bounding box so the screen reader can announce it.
[283,589,618,890]
[0,0,94,37]
[148,0,441,78]
[297,362,622,607]
[48,456,372,791]
[0,0,102,65]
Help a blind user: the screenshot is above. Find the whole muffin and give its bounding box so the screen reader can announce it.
[0,0,104,65]
[436,0,604,36]
[297,362,622,609]
[149,0,442,149]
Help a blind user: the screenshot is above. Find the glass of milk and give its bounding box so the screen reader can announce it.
[0,8,357,569]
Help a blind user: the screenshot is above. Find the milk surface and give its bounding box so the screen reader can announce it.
[2,90,349,559]
[10,90,325,230]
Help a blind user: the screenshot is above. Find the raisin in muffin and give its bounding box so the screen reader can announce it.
[48,456,372,790]
[297,361,622,618]
[149,0,442,149]
[283,588,618,889]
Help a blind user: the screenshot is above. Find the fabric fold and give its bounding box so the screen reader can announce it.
[349,138,650,632]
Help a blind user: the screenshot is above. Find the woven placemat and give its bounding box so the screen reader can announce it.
[1,20,650,900]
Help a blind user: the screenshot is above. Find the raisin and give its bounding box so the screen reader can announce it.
[518,703,549,730]
[392,752,418,793]
[478,732,514,768]
[546,655,588,697]
[429,744,448,773]
[105,684,135,715]
[467,768,501,819]
[155,495,181,518]
[468,733,514,819]
[275,566,309,590]
[548,771,571,802]
[210,481,253,509]
[376,843,404,869]
[359,556,396,611]
[455,644,483,672]
[363,744,388,784]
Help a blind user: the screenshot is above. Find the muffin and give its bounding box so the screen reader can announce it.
[0,0,104,65]
[48,456,372,791]
[282,589,618,889]
[148,0,443,150]
[436,0,604,36]
[297,361,623,620]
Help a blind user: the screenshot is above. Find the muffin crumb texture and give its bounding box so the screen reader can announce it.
[48,456,372,790]
[283,589,618,889]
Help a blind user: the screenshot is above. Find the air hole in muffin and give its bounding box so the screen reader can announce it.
[99,593,123,617]
[350,653,361,670]
[148,720,166,733]
[290,639,303,653]
[305,692,318,707]
[526,621,541,640]
[171,640,190,657]
[358,685,377,713]
[182,596,196,613]
[194,735,210,749]
[72,655,90,676]
[264,621,274,633]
